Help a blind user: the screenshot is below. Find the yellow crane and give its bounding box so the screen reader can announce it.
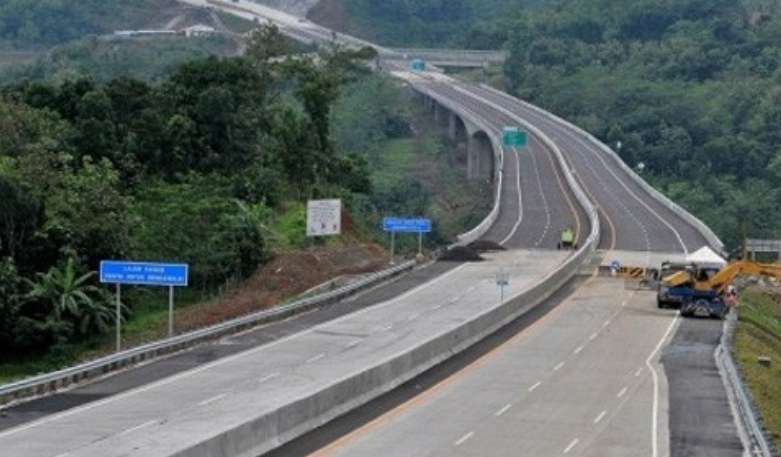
[659,261,781,318]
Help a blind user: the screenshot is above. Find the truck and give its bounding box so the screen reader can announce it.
[658,260,781,318]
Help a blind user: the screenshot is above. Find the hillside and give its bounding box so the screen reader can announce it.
[305,0,781,250]
[0,0,252,83]
[308,0,544,49]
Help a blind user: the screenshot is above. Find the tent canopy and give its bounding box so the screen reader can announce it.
[686,246,727,267]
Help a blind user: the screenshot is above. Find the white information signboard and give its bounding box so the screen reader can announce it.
[307,199,342,237]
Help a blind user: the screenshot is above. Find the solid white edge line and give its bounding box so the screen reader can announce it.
[646,313,680,457]
[499,146,524,246]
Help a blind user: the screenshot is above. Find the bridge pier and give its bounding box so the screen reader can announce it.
[417,93,493,182]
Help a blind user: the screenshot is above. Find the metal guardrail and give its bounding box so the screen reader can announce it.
[0,260,417,406]
[479,84,726,255]
[718,312,775,457]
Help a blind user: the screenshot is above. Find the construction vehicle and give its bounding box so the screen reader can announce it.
[658,261,781,318]
[656,261,697,308]
[557,227,577,250]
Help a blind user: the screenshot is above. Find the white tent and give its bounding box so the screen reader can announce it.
[686,246,727,267]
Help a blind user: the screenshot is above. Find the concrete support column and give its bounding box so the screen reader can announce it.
[467,136,480,180]
[448,112,458,140]
[433,102,442,124]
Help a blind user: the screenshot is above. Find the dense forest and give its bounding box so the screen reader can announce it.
[0,28,380,360]
[0,0,165,49]
[331,0,781,249]
[501,0,781,249]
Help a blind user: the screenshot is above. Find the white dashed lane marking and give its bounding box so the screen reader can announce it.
[454,431,475,447]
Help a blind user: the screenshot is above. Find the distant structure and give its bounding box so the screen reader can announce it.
[744,239,781,262]
[113,30,178,38]
[184,24,217,37]
[112,24,217,39]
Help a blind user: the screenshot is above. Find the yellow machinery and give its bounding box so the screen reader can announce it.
[659,261,781,317]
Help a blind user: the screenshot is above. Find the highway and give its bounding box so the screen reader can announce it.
[412,77,711,255]
[0,251,573,457]
[0,1,744,457]
[273,277,679,457]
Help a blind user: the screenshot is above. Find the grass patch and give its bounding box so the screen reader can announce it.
[735,287,781,450]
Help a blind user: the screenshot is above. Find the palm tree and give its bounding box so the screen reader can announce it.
[27,257,119,336]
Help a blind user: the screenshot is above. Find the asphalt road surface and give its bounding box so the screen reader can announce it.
[449,82,711,254]
[270,277,680,457]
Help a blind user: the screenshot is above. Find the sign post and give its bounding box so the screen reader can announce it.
[100,261,189,352]
[496,269,510,306]
[115,284,121,352]
[383,218,433,263]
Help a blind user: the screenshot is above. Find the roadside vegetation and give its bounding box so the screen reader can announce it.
[0,12,490,381]
[735,287,781,450]
[0,26,380,381]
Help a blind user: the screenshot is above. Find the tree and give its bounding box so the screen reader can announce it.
[26,256,116,337]
[0,175,43,260]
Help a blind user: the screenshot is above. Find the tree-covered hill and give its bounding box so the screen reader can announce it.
[310,0,781,249]
[502,0,781,248]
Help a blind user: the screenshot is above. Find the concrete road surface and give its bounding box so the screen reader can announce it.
[0,250,570,457]
[274,277,680,457]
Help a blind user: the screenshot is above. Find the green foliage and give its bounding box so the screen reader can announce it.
[1,35,241,84]
[25,257,117,338]
[501,0,781,248]
[129,176,268,287]
[0,33,378,360]
[337,0,539,48]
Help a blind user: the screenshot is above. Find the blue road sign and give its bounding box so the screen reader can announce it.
[610,260,622,271]
[411,59,426,72]
[383,218,432,233]
[100,261,189,287]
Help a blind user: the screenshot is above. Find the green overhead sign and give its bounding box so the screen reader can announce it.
[502,127,528,148]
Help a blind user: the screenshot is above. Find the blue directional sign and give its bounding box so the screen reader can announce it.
[100,261,189,287]
[411,59,426,72]
[383,218,432,233]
